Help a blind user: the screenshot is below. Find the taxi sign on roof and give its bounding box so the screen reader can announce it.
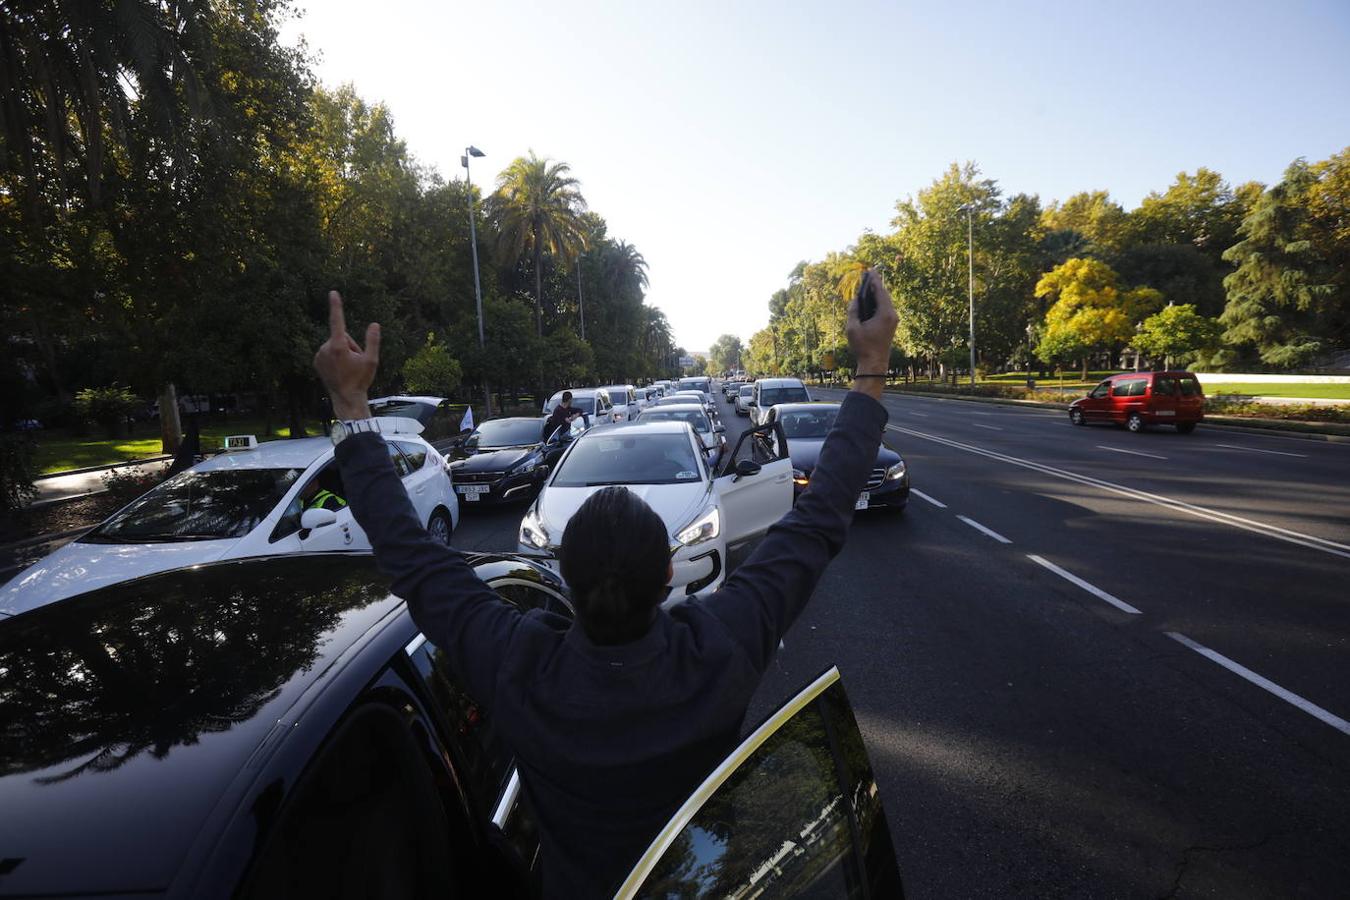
[223,435,258,451]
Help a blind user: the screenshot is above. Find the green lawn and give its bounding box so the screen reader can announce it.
[33,418,299,476]
[1202,382,1350,400]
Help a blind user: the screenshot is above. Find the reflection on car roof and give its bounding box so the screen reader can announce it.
[194,437,333,470]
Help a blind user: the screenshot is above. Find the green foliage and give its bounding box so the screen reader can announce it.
[1133,305,1222,366]
[401,333,463,395]
[1035,259,1163,372]
[102,463,170,504]
[0,434,39,511]
[708,334,745,372]
[73,386,139,436]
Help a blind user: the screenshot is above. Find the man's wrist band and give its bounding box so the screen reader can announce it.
[854,374,887,379]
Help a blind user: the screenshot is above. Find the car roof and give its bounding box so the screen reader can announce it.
[640,403,706,415]
[0,552,559,897]
[551,387,604,398]
[370,394,447,406]
[194,436,333,470]
[757,377,805,388]
[586,420,691,436]
[478,416,542,426]
[771,401,840,413]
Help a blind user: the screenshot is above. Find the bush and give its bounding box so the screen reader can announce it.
[102,462,170,503]
[0,433,39,511]
[74,385,140,438]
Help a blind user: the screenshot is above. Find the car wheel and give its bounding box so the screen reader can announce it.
[427,509,453,546]
[1176,422,1196,434]
[1069,409,1085,426]
[1126,412,1144,433]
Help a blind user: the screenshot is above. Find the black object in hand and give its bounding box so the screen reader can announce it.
[854,270,877,322]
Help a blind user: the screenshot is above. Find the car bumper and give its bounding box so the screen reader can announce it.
[452,471,545,505]
[670,543,724,598]
[792,473,909,509]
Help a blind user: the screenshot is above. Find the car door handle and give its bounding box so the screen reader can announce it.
[774,473,789,483]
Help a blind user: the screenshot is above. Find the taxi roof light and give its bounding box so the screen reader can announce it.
[222,435,258,451]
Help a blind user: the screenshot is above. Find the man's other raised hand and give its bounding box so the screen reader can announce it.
[313,291,381,421]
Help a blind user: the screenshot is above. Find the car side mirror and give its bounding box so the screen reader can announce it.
[734,458,761,479]
[300,507,337,532]
[714,423,726,433]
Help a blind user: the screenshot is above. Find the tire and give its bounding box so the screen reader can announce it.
[1126,412,1144,433]
[1069,408,1085,426]
[427,509,453,546]
[1176,422,1196,434]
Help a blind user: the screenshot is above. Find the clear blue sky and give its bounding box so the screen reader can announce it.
[281,0,1350,351]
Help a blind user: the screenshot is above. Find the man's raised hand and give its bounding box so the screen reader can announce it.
[313,291,381,420]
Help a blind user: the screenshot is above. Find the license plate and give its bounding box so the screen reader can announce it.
[855,492,870,510]
[464,492,480,502]
[457,484,490,494]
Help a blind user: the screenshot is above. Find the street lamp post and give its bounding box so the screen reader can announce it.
[462,145,489,416]
[958,202,976,387]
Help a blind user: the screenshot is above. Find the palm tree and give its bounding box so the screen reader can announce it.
[601,239,649,298]
[488,152,588,336]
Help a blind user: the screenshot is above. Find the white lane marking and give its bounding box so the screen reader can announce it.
[1213,443,1308,459]
[1165,632,1350,737]
[971,423,1003,431]
[1026,554,1142,614]
[1097,444,1168,460]
[889,424,1350,561]
[957,515,1012,543]
[910,488,946,508]
[908,411,930,417]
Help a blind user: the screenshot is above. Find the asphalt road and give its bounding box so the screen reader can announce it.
[452,387,1350,898]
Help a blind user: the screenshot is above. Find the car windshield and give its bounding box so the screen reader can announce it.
[84,468,303,542]
[602,387,630,402]
[1178,376,1202,397]
[761,387,809,406]
[552,433,702,487]
[370,399,435,424]
[777,408,838,438]
[472,419,543,447]
[739,386,754,396]
[639,409,710,433]
[546,395,596,416]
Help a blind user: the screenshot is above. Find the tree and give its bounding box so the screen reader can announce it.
[1132,304,1222,369]
[708,334,744,373]
[489,152,587,336]
[1220,155,1346,367]
[1041,191,1129,253]
[1128,168,1247,263]
[1035,258,1163,378]
[402,332,463,394]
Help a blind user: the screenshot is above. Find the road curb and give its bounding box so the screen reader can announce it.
[36,455,172,480]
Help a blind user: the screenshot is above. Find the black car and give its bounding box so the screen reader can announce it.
[447,417,579,506]
[766,403,910,511]
[0,554,902,899]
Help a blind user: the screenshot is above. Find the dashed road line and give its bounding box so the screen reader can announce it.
[908,411,929,417]
[957,515,1011,543]
[971,423,1003,431]
[910,488,946,508]
[1097,445,1167,460]
[1166,632,1350,736]
[1027,554,1142,614]
[889,424,1350,561]
[1213,443,1307,459]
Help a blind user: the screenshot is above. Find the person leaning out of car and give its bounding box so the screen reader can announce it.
[312,276,898,897]
[542,391,581,441]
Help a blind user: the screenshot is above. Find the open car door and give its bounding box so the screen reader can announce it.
[713,419,792,550]
[614,666,903,899]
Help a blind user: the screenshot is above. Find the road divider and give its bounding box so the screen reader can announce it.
[1026,554,1143,614]
[888,424,1350,561]
[1097,445,1167,460]
[956,515,1011,543]
[1165,632,1350,737]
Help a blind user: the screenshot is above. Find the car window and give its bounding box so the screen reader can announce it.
[85,467,304,542]
[1088,382,1111,399]
[1154,377,1175,396]
[739,386,753,397]
[553,432,703,486]
[394,441,427,470]
[473,419,546,448]
[639,409,710,433]
[759,387,810,406]
[1177,376,1202,397]
[778,408,838,438]
[268,462,347,542]
[629,691,864,897]
[387,442,412,477]
[1114,379,1147,397]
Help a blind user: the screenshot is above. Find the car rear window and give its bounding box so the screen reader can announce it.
[84,468,303,541]
[761,387,810,405]
[639,409,710,433]
[1178,377,1202,397]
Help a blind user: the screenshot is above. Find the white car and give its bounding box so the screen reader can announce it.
[750,377,812,426]
[518,420,791,600]
[734,383,755,416]
[543,388,616,424]
[599,384,642,421]
[0,419,459,618]
[636,403,726,471]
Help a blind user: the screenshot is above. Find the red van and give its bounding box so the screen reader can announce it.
[1068,371,1205,433]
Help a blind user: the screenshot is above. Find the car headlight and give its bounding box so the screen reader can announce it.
[519,508,550,549]
[674,507,720,547]
[886,460,906,480]
[511,459,537,475]
[792,468,809,486]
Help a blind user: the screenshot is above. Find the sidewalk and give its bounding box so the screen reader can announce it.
[32,456,170,507]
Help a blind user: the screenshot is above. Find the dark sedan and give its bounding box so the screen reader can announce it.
[446,417,577,506]
[0,553,902,899]
[766,402,910,511]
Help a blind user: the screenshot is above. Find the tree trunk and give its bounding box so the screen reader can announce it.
[1081,358,1089,381]
[286,378,307,438]
[158,383,182,453]
[533,229,544,337]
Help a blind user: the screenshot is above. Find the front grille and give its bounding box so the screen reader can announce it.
[865,467,887,490]
[453,471,503,486]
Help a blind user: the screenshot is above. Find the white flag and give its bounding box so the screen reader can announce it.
[460,405,475,432]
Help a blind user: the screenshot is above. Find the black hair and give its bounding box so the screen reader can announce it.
[561,391,573,404]
[560,486,669,645]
